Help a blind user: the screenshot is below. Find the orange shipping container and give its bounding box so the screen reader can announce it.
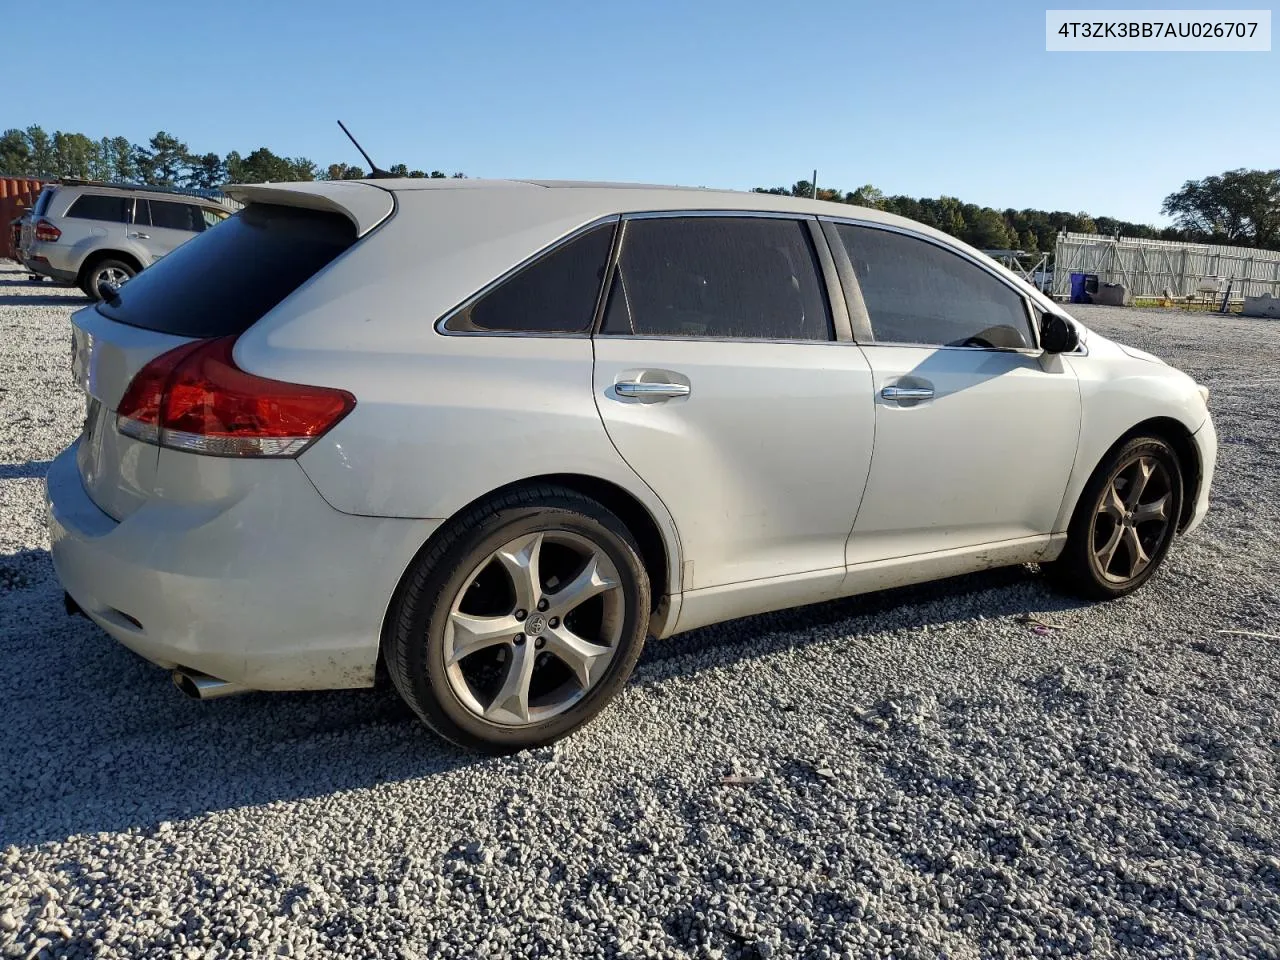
[1,176,46,262]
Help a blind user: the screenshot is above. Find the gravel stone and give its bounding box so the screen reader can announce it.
[1,265,1279,958]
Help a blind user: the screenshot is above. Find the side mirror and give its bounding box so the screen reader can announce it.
[1039,311,1080,354]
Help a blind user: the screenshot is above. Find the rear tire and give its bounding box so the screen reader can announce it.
[82,259,136,300]
[1047,436,1183,600]
[384,484,651,753]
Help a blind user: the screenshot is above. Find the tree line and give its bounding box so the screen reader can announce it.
[754,171,1280,254]
[0,125,464,189]
[4,124,1275,253]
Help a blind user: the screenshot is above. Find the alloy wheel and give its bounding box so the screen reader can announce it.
[443,531,624,726]
[1091,454,1175,584]
[97,266,131,288]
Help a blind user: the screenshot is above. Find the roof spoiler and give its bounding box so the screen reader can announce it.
[221,182,395,236]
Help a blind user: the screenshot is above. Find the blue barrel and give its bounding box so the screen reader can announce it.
[1070,272,1087,303]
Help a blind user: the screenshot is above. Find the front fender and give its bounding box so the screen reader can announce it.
[1054,346,1209,532]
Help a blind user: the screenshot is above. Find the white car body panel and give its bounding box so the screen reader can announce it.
[70,306,193,520]
[848,345,1081,563]
[844,533,1065,597]
[593,338,876,591]
[48,444,436,690]
[134,220,186,262]
[44,179,1217,693]
[1054,331,1213,534]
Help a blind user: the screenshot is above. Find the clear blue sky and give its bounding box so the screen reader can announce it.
[10,0,1276,223]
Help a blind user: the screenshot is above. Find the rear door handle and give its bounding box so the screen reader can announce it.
[128,232,150,239]
[880,385,934,402]
[615,381,691,400]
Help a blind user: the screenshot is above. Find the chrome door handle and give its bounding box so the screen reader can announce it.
[881,385,934,401]
[128,232,150,239]
[615,381,691,400]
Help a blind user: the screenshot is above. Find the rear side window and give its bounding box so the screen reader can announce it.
[97,203,357,338]
[132,199,151,226]
[34,186,57,216]
[444,222,615,333]
[835,224,1033,349]
[601,217,831,340]
[65,194,130,223]
[150,200,204,232]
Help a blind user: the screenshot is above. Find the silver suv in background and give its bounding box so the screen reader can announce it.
[19,181,231,299]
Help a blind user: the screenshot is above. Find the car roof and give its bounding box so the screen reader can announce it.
[228,176,921,234]
[51,181,228,208]
[367,176,886,217]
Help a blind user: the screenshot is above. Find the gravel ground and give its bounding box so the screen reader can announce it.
[1,260,1278,959]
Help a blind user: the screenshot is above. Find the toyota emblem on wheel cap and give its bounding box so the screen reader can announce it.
[525,614,547,636]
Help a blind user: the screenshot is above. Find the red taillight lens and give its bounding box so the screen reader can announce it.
[116,337,355,457]
[34,218,61,242]
[115,340,206,445]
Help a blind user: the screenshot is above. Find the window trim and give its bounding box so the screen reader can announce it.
[821,216,1044,354]
[592,210,844,345]
[435,215,621,338]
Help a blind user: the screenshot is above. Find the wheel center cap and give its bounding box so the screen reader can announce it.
[525,613,547,636]
[1123,511,1134,524]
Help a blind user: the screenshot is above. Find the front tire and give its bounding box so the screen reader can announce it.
[384,485,651,753]
[1048,436,1183,600]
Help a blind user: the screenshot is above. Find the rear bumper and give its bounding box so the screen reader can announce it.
[45,442,439,691]
[22,254,76,284]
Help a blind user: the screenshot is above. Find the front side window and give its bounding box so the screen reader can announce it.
[444,222,615,333]
[65,194,130,223]
[602,217,831,340]
[835,224,1033,349]
[132,199,151,226]
[201,207,228,230]
[149,200,202,232]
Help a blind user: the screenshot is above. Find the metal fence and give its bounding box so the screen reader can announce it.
[1051,232,1280,300]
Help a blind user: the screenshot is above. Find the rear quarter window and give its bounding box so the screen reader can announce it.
[34,186,57,216]
[96,203,357,338]
[444,222,615,333]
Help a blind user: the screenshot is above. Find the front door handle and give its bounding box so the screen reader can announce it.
[880,385,934,402]
[615,381,691,400]
[128,232,150,239]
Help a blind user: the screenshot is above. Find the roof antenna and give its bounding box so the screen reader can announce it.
[337,120,393,178]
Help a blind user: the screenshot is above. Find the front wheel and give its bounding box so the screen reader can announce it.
[384,485,651,752]
[1048,436,1183,600]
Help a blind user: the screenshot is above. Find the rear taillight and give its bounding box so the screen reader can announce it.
[34,218,61,242]
[116,337,356,457]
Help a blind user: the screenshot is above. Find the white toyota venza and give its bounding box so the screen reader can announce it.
[46,180,1216,751]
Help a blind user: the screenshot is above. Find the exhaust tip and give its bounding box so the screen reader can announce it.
[172,668,246,700]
